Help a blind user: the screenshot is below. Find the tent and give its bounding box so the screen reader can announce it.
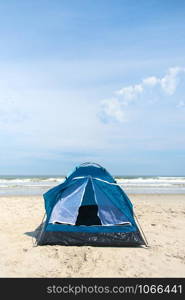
[37,162,146,246]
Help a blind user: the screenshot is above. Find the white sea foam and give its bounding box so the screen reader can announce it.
[0,176,185,195]
[0,177,65,192]
[116,177,185,186]
[0,177,65,183]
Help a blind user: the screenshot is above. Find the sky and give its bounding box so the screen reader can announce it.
[0,0,185,176]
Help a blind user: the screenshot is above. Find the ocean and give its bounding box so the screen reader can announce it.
[0,175,185,196]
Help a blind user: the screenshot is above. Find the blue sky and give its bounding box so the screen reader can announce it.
[0,0,185,175]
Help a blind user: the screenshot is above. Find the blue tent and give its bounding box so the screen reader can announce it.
[37,163,145,246]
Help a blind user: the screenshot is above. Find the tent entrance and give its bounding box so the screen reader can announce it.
[75,205,102,226]
[75,179,101,226]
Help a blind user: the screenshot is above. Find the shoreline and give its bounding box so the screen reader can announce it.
[0,193,185,198]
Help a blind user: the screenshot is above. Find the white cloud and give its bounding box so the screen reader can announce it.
[142,76,159,86]
[116,84,143,100]
[117,66,185,100]
[160,67,185,95]
[100,66,185,123]
[99,98,125,122]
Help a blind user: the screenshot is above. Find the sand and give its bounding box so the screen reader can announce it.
[0,194,184,278]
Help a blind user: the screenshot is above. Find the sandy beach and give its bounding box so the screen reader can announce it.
[0,194,184,278]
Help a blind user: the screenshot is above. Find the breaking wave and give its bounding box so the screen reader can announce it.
[0,176,185,195]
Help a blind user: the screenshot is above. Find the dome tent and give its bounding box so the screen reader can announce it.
[37,163,146,246]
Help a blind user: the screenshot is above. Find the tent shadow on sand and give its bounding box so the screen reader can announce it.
[24,222,46,239]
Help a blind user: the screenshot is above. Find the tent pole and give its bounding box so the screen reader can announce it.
[134,212,149,248]
[32,213,46,247]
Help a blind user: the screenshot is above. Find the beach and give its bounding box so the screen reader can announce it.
[0,193,184,278]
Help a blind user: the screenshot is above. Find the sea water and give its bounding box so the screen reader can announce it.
[0,175,185,195]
